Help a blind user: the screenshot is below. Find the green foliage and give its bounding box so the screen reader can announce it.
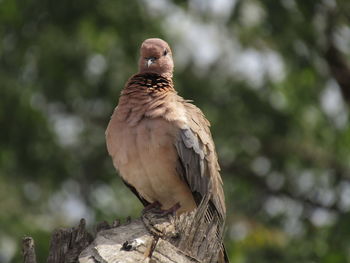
[1,0,350,262]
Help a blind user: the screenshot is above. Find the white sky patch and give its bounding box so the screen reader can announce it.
[0,236,16,263]
[265,51,286,82]
[338,181,350,212]
[48,103,85,146]
[315,187,336,207]
[61,196,89,222]
[85,53,107,84]
[334,25,350,55]
[284,198,303,218]
[91,184,119,215]
[233,49,265,87]
[232,49,285,88]
[230,221,249,241]
[87,54,107,76]
[320,80,348,129]
[265,197,305,236]
[185,24,220,69]
[296,170,315,195]
[164,11,224,71]
[141,0,172,15]
[48,181,94,225]
[251,156,271,176]
[310,208,337,227]
[280,199,304,236]
[264,196,285,217]
[53,115,84,146]
[265,197,303,220]
[190,0,237,20]
[240,1,265,28]
[283,217,304,237]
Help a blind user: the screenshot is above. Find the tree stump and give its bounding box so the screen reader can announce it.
[22,197,224,263]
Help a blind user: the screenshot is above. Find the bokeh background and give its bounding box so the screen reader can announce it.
[1,0,350,262]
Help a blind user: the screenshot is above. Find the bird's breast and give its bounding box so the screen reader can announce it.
[106,113,196,212]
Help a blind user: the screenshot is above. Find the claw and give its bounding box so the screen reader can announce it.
[153,202,181,217]
[142,201,162,214]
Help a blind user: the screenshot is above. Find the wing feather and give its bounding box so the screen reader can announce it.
[175,101,226,221]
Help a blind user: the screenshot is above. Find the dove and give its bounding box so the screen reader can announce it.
[106,38,228,262]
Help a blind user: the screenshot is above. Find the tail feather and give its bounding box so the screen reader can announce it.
[218,244,229,263]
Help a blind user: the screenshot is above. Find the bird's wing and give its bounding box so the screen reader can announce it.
[175,100,226,221]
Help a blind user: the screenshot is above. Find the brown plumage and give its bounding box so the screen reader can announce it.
[106,38,227,260]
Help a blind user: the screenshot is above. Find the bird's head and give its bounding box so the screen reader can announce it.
[138,38,174,77]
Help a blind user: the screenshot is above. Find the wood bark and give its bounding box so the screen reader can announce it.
[22,197,224,263]
[22,237,37,263]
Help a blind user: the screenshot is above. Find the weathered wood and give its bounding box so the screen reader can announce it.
[22,237,37,263]
[80,217,198,263]
[46,219,93,263]
[23,195,224,263]
[79,194,223,263]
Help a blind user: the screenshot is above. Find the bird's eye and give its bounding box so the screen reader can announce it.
[163,49,168,56]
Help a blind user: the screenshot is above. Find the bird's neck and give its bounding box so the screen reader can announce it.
[117,73,177,125]
[122,73,175,95]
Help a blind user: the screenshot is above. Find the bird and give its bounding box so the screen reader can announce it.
[105,38,227,262]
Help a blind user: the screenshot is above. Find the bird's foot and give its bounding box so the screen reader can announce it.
[141,203,178,238]
[152,202,181,218]
[142,201,162,214]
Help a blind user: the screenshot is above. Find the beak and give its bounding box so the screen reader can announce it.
[146,57,156,68]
